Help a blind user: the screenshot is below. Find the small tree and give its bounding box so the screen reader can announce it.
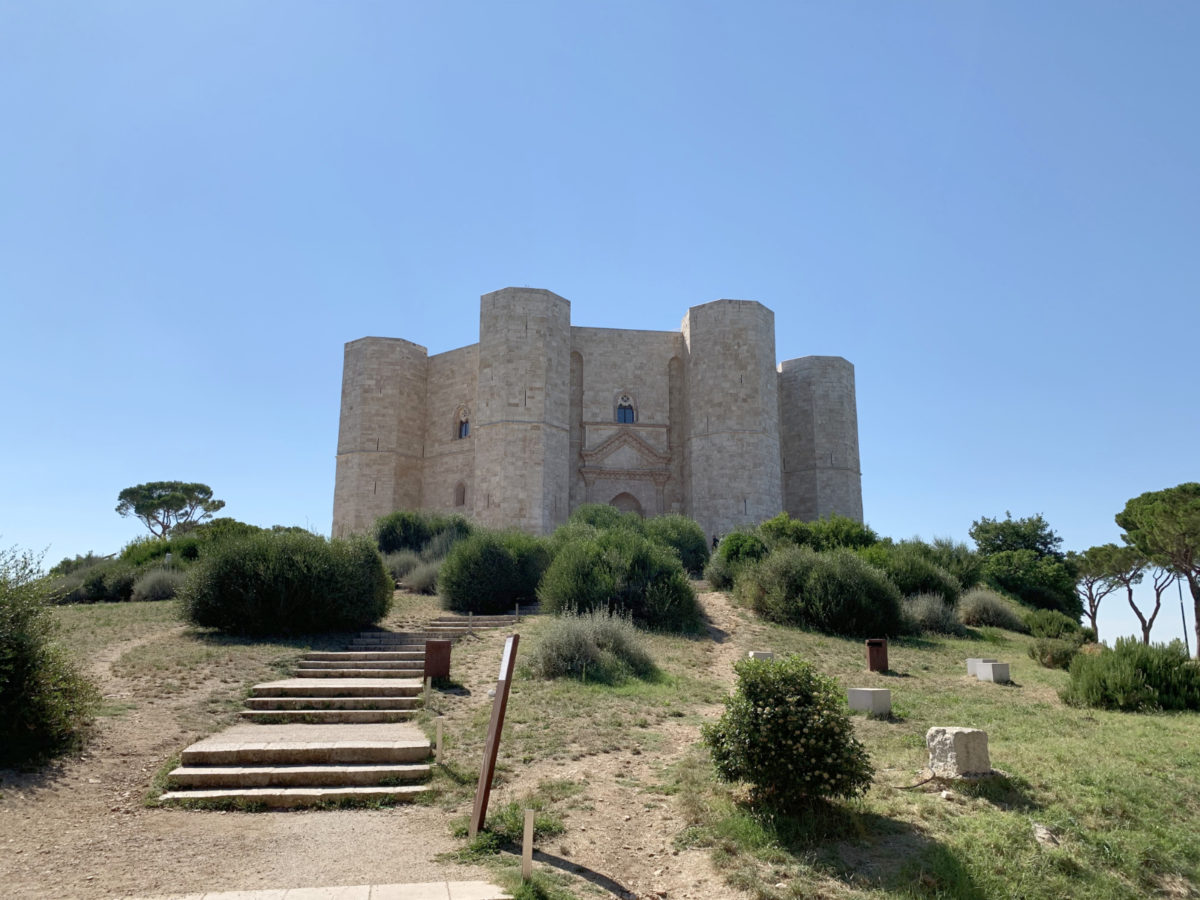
[1067,545,1123,641]
[1115,483,1200,656]
[969,512,1064,559]
[116,482,225,538]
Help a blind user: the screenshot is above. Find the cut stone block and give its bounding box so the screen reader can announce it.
[926,726,991,778]
[747,651,774,660]
[847,688,891,716]
[965,658,998,677]
[976,661,1011,683]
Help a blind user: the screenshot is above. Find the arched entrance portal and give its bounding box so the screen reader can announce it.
[610,492,644,517]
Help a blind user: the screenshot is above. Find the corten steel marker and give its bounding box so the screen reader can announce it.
[469,633,519,838]
[866,638,888,673]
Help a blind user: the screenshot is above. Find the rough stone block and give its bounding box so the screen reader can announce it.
[966,658,997,677]
[976,662,1011,683]
[847,688,891,716]
[926,726,991,778]
[747,651,774,660]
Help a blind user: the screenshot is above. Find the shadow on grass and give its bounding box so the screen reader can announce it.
[744,799,986,898]
[955,772,1041,812]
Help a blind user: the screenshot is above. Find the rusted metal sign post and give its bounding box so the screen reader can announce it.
[469,633,519,838]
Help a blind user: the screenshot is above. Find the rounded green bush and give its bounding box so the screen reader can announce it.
[1029,637,1081,670]
[567,503,643,532]
[180,532,392,635]
[1,547,99,766]
[702,655,873,807]
[903,592,962,635]
[131,568,186,603]
[957,587,1030,632]
[736,546,902,637]
[438,530,550,614]
[860,543,961,604]
[1024,608,1082,640]
[528,608,655,683]
[374,510,473,555]
[704,530,769,590]
[539,529,700,632]
[643,514,709,575]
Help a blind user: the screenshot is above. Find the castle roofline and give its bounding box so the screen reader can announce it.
[343,335,429,354]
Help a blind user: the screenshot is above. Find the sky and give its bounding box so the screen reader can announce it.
[1,2,1196,647]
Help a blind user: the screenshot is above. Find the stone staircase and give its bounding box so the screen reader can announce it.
[159,608,534,807]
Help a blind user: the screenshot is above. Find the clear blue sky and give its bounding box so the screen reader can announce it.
[2,2,1196,646]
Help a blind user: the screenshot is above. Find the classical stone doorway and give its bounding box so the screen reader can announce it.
[609,492,644,517]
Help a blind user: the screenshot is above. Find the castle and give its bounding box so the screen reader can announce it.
[332,287,862,540]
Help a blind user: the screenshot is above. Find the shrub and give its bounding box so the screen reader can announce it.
[702,655,873,807]
[1061,638,1200,712]
[983,549,1080,618]
[180,532,392,635]
[957,587,1030,633]
[0,547,100,766]
[643,514,709,575]
[1024,608,1082,640]
[704,530,769,590]
[860,543,961,604]
[527,608,655,683]
[383,550,422,583]
[373,510,473,554]
[567,503,643,533]
[48,551,106,577]
[539,528,700,632]
[913,537,984,590]
[439,530,550,614]
[903,592,963,635]
[757,512,878,552]
[736,546,902,637]
[1029,638,1081,670]
[131,568,186,603]
[403,560,440,595]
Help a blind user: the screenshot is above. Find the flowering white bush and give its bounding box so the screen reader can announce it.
[702,655,872,806]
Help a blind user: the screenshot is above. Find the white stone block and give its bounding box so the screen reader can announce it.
[966,658,997,677]
[976,662,1011,683]
[747,651,774,660]
[926,726,991,778]
[847,688,891,716]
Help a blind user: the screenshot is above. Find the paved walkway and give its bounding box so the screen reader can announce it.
[127,881,511,899]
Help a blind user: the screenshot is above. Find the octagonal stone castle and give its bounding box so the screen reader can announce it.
[333,287,862,540]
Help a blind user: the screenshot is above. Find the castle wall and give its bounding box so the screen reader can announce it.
[778,356,863,522]
[421,343,479,515]
[332,337,428,537]
[472,288,571,533]
[682,300,784,540]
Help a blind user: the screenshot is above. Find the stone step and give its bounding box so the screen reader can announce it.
[158,785,428,808]
[252,678,422,697]
[180,723,430,766]
[304,651,424,661]
[239,709,416,724]
[167,763,430,788]
[294,667,424,678]
[299,659,422,670]
[245,696,419,710]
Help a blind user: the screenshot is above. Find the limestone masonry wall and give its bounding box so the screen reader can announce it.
[331,288,863,538]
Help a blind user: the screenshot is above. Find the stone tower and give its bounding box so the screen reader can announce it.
[333,337,428,536]
[471,288,572,533]
[681,300,784,541]
[778,355,863,522]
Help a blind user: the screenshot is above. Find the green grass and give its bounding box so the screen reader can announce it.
[51,599,179,657]
[672,617,1200,899]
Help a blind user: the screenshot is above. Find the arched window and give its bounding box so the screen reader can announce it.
[615,393,636,424]
[454,482,467,507]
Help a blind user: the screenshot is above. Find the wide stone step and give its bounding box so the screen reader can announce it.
[158,785,428,808]
[239,709,416,724]
[245,696,419,710]
[299,659,422,670]
[304,651,424,661]
[180,723,430,766]
[294,667,423,678]
[167,762,430,788]
[252,678,421,698]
